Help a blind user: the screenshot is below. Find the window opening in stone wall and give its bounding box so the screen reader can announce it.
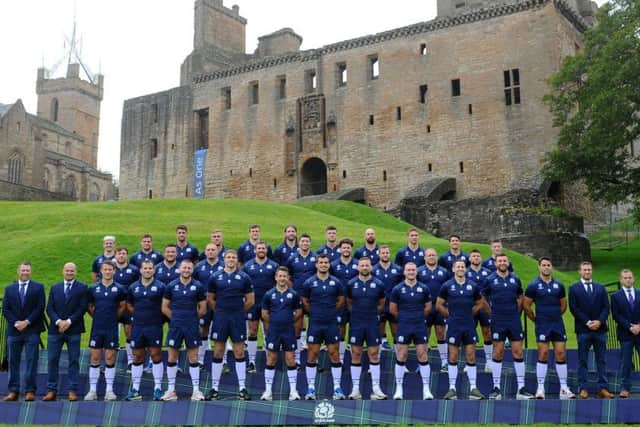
[343,170,347,179]
[277,76,287,99]
[427,125,431,133]
[305,70,317,94]
[504,69,521,106]
[7,153,22,184]
[383,170,387,181]
[451,79,461,97]
[273,178,277,189]
[337,63,347,87]
[250,81,259,105]
[196,108,209,149]
[17,122,21,132]
[396,107,402,121]
[222,87,232,110]
[369,115,374,126]
[468,104,473,115]
[249,168,253,178]
[420,43,427,56]
[428,163,433,172]
[419,84,428,104]
[151,103,158,123]
[151,138,158,159]
[369,55,379,80]
[459,161,464,173]
[230,170,233,176]
[51,98,59,122]
[148,190,153,199]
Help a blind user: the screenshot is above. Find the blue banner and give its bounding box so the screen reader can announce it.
[193,149,207,199]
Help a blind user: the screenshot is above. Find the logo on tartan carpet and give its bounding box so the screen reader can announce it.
[314,400,335,424]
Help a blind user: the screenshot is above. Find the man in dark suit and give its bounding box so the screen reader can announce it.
[610,269,640,398]
[568,261,614,399]
[1,262,46,401]
[43,262,88,401]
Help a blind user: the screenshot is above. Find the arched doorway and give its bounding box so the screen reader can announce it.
[300,157,327,197]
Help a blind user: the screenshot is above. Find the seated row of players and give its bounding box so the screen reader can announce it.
[4,224,587,403]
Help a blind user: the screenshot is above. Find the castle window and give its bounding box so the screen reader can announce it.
[305,70,317,94]
[250,81,259,105]
[468,104,473,115]
[51,98,59,122]
[369,114,375,126]
[504,69,521,106]
[151,103,158,123]
[249,168,253,178]
[151,139,158,159]
[342,170,347,179]
[419,84,428,104]
[459,161,464,173]
[369,55,380,80]
[7,153,23,184]
[222,87,232,110]
[277,75,287,100]
[149,190,153,199]
[336,62,347,87]
[451,79,461,97]
[420,43,427,56]
[427,125,431,133]
[396,107,402,121]
[383,170,388,181]
[428,163,433,172]
[273,178,277,189]
[196,109,209,149]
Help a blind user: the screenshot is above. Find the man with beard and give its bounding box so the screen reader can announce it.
[125,260,166,401]
[438,235,470,272]
[417,248,450,370]
[207,250,255,401]
[243,242,279,372]
[394,228,426,268]
[373,245,403,351]
[354,228,380,266]
[331,238,359,362]
[175,225,199,264]
[238,224,273,265]
[437,260,488,400]
[466,249,493,371]
[484,254,532,400]
[390,262,433,400]
[130,234,163,267]
[346,257,387,400]
[317,226,340,262]
[161,260,207,401]
[155,245,181,285]
[302,255,345,400]
[274,224,298,265]
[523,257,574,400]
[194,244,224,368]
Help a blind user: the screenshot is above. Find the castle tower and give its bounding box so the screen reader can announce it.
[36,63,104,168]
[437,0,598,22]
[181,0,248,85]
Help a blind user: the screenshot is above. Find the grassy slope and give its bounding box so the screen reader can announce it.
[0,199,623,348]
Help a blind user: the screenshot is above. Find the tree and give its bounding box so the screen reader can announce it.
[543,0,640,220]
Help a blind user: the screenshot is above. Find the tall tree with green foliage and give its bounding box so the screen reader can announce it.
[544,0,640,219]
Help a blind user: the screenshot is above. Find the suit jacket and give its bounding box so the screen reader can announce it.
[569,281,609,335]
[2,280,46,336]
[46,280,88,335]
[611,287,640,342]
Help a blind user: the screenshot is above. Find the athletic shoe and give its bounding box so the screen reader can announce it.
[84,390,98,401]
[289,390,301,401]
[393,387,403,400]
[125,363,132,374]
[222,363,231,375]
[559,388,575,400]
[444,388,457,400]
[153,388,163,401]
[488,387,502,400]
[238,388,251,401]
[423,386,434,400]
[535,387,546,399]
[161,390,178,401]
[205,388,219,401]
[305,387,316,400]
[371,388,387,400]
[381,341,392,351]
[177,366,183,374]
[191,389,205,401]
[517,387,534,400]
[104,390,118,401]
[247,362,256,373]
[348,389,362,400]
[260,390,273,401]
[469,388,485,400]
[441,362,448,373]
[333,387,346,400]
[125,389,142,401]
[484,363,493,374]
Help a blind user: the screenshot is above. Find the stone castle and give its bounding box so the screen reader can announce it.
[0,63,113,201]
[119,0,600,267]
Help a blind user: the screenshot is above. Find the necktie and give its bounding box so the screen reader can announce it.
[627,289,635,308]
[586,282,592,294]
[64,282,71,301]
[19,283,26,305]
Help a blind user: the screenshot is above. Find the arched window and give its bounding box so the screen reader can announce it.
[51,98,59,122]
[7,152,23,184]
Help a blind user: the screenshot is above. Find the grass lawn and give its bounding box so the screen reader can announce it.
[0,199,630,349]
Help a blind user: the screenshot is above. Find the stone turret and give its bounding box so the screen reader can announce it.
[255,28,303,58]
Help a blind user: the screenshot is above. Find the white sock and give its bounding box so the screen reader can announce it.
[198,338,209,365]
[223,347,228,364]
[448,363,458,390]
[287,366,298,393]
[306,364,317,390]
[467,364,477,389]
[89,365,100,393]
[105,366,116,392]
[211,360,223,390]
[370,362,381,388]
[152,361,164,390]
[556,362,568,389]
[126,342,134,365]
[395,363,405,388]
[300,330,307,345]
[167,364,178,392]
[419,362,431,385]
[438,342,448,363]
[236,359,247,390]
[295,345,301,365]
[350,364,361,393]
[339,342,346,362]
[484,344,493,362]
[131,363,143,391]
[514,360,526,389]
[331,364,342,391]
[248,339,258,364]
[536,361,547,388]
[265,366,275,393]
[189,364,200,389]
[492,360,503,388]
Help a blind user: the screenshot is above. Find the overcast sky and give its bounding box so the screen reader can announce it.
[0,0,606,178]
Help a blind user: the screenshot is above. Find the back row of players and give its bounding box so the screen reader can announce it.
[83,224,573,402]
